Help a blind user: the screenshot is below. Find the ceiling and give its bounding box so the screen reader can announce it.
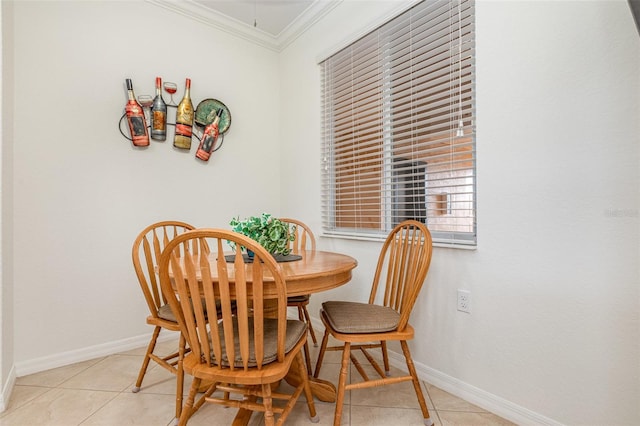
[149,0,340,51]
[191,0,315,37]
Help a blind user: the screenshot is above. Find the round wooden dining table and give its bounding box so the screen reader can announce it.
[256,249,357,297]
[175,249,357,299]
[170,249,357,418]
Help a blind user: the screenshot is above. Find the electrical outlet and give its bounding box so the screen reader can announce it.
[457,289,471,313]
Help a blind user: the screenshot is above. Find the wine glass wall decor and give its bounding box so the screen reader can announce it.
[119,77,232,163]
[163,81,178,106]
[137,95,153,126]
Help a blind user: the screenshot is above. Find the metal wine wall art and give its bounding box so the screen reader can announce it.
[119,77,232,163]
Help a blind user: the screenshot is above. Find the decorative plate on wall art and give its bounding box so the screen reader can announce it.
[194,99,232,134]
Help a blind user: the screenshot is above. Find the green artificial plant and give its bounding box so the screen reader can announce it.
[229,213,296,256]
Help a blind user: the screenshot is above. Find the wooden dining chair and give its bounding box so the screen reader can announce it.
[158,228,318,426]
[131,220,204,422]
[280,218,317,375]
[313,220,434,426]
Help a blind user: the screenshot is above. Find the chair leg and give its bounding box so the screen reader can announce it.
[313,329,330,378]
[262,383,275,426]
[401,340,433,426]
[133,326,161,392]
[174,334,186,422]
[296,351,319,423]
[333,342,350,426]
[303,338,313,376]
[301,304,318,346]
[297,305,313,375]
[381,340,391,376]
[178,378,201,426]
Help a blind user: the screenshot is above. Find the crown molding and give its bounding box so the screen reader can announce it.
[146,0,342,53]
[147,0,280,51]
[277,0,342,51]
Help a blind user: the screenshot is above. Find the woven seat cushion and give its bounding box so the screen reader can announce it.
[157,299,224,322]
[322,301,400,334]
[157,304,178,322]
[210,319,307,368]
[287,294,310,304]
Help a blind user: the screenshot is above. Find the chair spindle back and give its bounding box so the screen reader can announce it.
[369,220,432,331]
[159,229,289,371]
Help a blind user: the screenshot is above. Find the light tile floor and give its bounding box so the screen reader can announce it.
[0,336,515,425]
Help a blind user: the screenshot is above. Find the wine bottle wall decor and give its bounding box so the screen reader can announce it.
[151,77,167,141]
[124,79,150,147]
[173,78,194,150]
[119,76,231,162]
[196,108,223,162]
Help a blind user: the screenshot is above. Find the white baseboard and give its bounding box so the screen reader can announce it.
[0,364,16,413]
[386,350,563,426]
[14,331,178,378]
[309,316,563,426]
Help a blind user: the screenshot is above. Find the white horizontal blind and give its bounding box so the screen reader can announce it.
[321,0,476,246]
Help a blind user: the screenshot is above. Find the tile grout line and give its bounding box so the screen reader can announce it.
[422,378,443,425]
[76,388,121,426]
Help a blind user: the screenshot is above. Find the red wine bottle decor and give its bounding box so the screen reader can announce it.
[196,108,223,162]
[124,78,149,147]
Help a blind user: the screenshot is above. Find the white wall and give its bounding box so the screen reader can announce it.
[4,0,639,424]
[10,0,282,370]
[1,0,16,412]
[279,1,640,425]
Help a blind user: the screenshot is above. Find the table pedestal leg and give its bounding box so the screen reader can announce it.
[231,365,337,425]
[229,300,338,424]
[232,395,256,426]
[284,355,337,403]
[266,299,337,402]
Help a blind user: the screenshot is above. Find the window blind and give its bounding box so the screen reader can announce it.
[321,0,476,247]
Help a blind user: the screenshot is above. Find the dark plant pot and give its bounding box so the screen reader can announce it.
[246,249,255,259]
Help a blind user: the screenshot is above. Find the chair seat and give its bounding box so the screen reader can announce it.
[157,303,178,322]
[322,301,400,333]
[156,301,207,323]
[157,299,231,323]
[210,319,307,368]
[287,294,310,304]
